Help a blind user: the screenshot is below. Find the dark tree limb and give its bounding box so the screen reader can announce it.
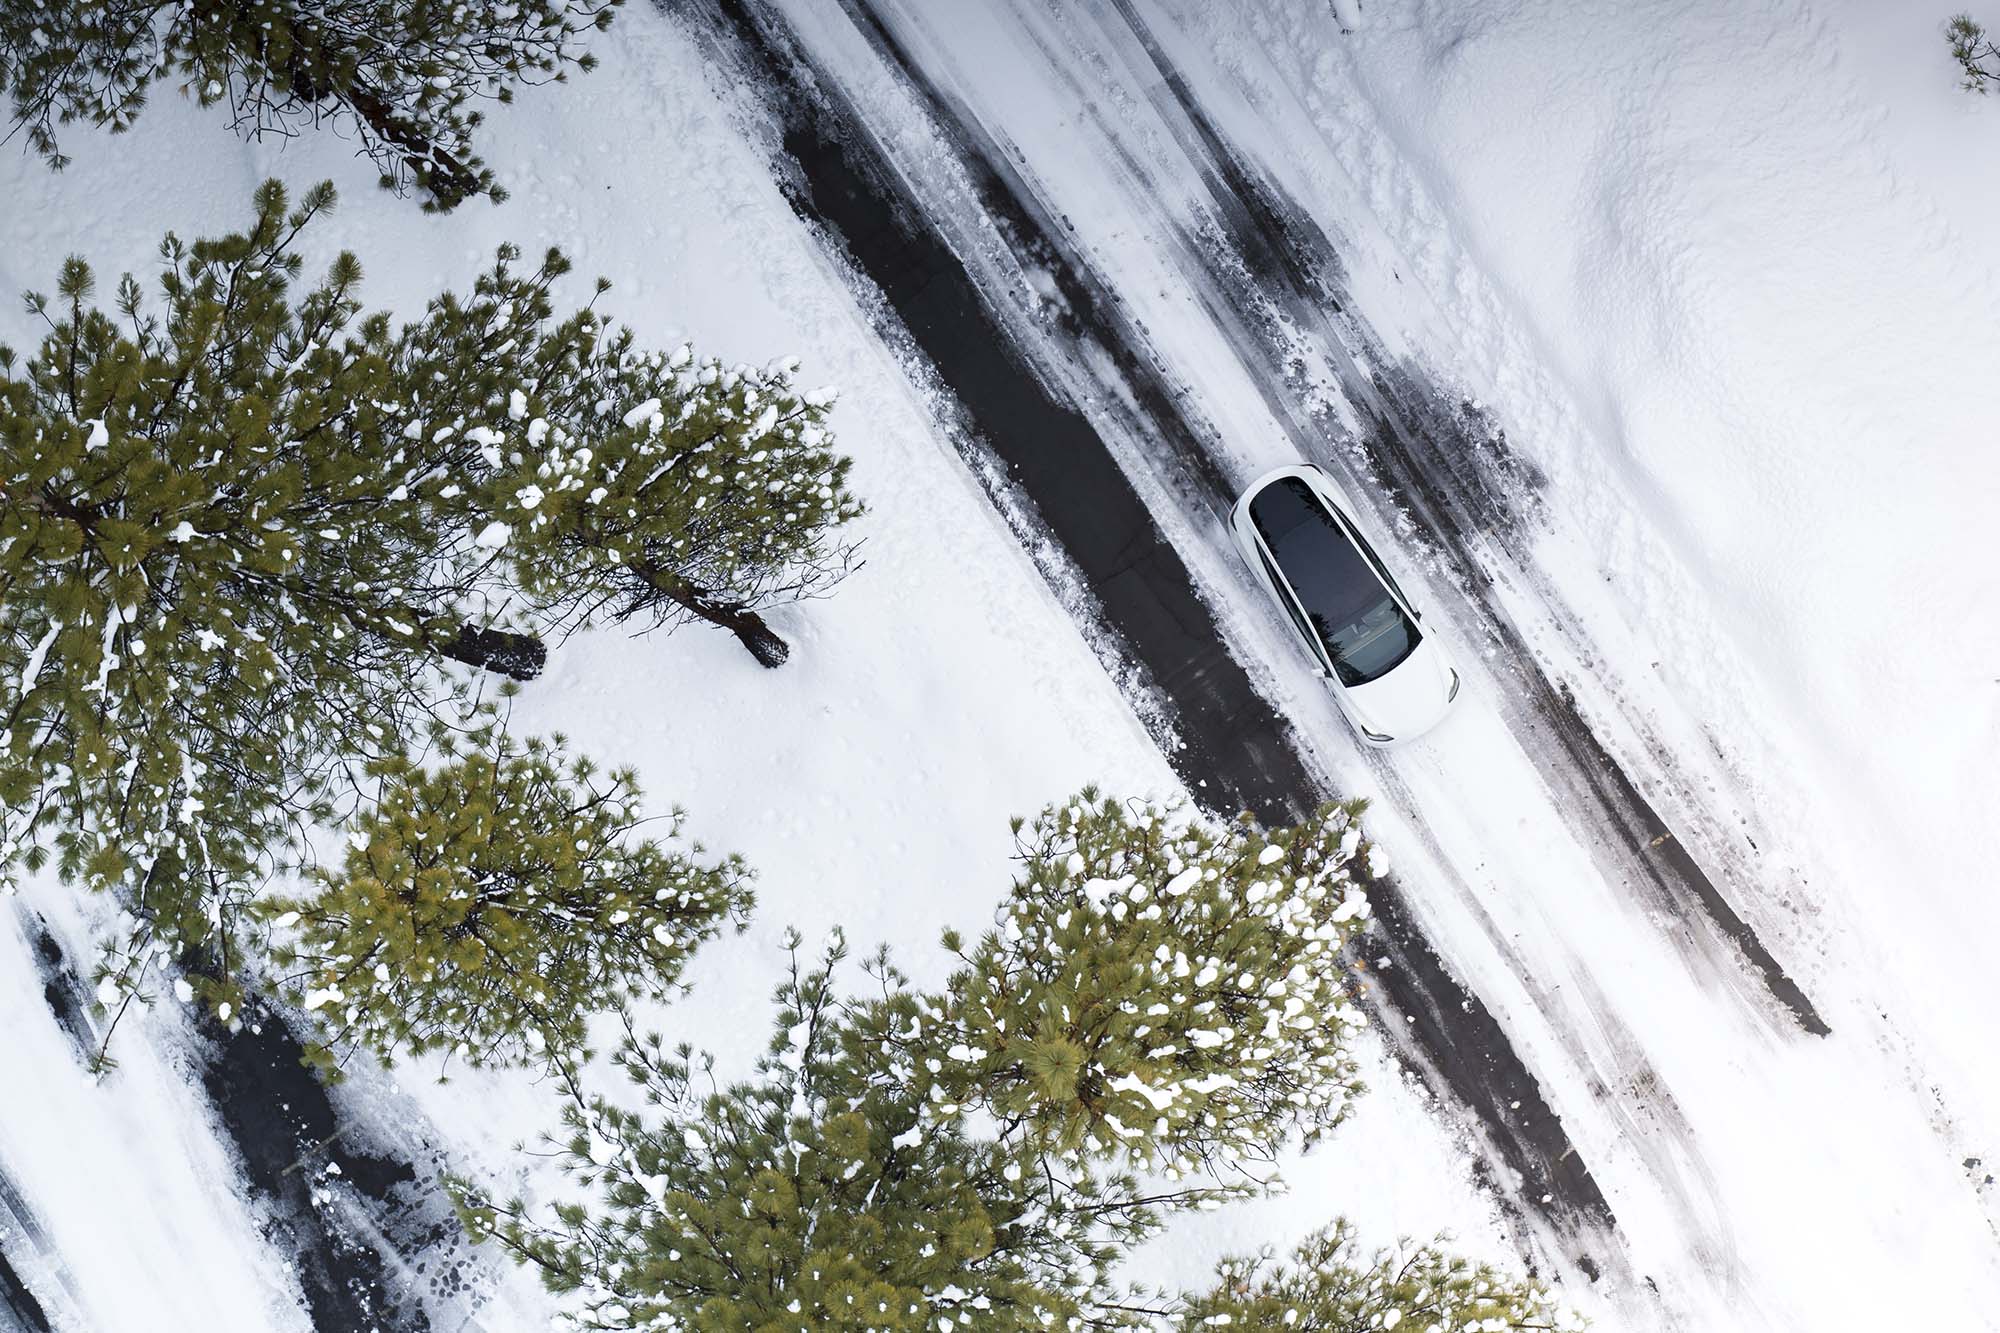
[262,14,489,209]
[1948,14,2000,92]
[340,79,490,209]
[437,623,547,680]
[629,561,791,668]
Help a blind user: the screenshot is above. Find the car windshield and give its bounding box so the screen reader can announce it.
[1249,476,1420,687]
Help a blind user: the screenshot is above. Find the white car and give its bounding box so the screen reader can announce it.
[1230,464,1460,746]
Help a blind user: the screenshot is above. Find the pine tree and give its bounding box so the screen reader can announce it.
[1176,1219,1582,1332]
[1,179,857,1009]
[924,791,1375,1179]
[0,0,620,210]
[264,728,751,1074]
[1948,14,2000,92]
[399,245,865,667]
[458,932,1230,1331]
[0,180,524,986]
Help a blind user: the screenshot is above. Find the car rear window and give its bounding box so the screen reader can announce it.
[1249,476,1420,687]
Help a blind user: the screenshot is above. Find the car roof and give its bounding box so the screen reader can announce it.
[1236,465,1409,607]
[1245,474,1379,598]
[1240,469,1424,683]
[1233,463,1326,519]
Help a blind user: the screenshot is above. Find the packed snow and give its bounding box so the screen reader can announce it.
[2,0,1995,1330]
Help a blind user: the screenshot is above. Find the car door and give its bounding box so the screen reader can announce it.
[1300,467,1423,624]
[1243,530,1333,675]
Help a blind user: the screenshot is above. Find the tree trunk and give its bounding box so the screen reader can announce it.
[437,624,547,680]
[259,16,486,210]
[629,562,791,668]
[340,80,487,211]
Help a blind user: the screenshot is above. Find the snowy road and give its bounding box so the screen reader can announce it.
[3,896,456,1333]
[3,0,1994,1328]
[667,0,2000,1326]
[0,1177,54,1333]
[676,0,1621,1271]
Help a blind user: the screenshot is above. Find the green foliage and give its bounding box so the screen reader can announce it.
[492,349,861,654]
[455,933,1203,1331]
[1,178,854,1027]
[926,791,1374,1177]
[1176,1218,1582,1332]
[1948,14,2000,92]
[398,245,865,666]
[0,0,622,209]
[0,179,479,979]
[461,797,1427,1332]
[265,730,751,1072]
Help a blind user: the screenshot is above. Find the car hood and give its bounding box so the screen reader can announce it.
[1341,635,1454,742]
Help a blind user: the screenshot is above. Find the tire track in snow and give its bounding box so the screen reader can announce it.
[190,993,464,1333]
[1357,752,1742,1304]
[0,1172,60,1333]
[11,907,96,1067]
[828,0,1779,1276]
[1081,0,1827,1041]
[18,919,463,1333]
[0,1254,51,1333]
[670,0,1620,1272]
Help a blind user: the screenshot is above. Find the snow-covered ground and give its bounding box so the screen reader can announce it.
[744,1,2000,1327]
[3,1,1996,1330]
[1194,0,2000,1320]
[0,6,1501,1331]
